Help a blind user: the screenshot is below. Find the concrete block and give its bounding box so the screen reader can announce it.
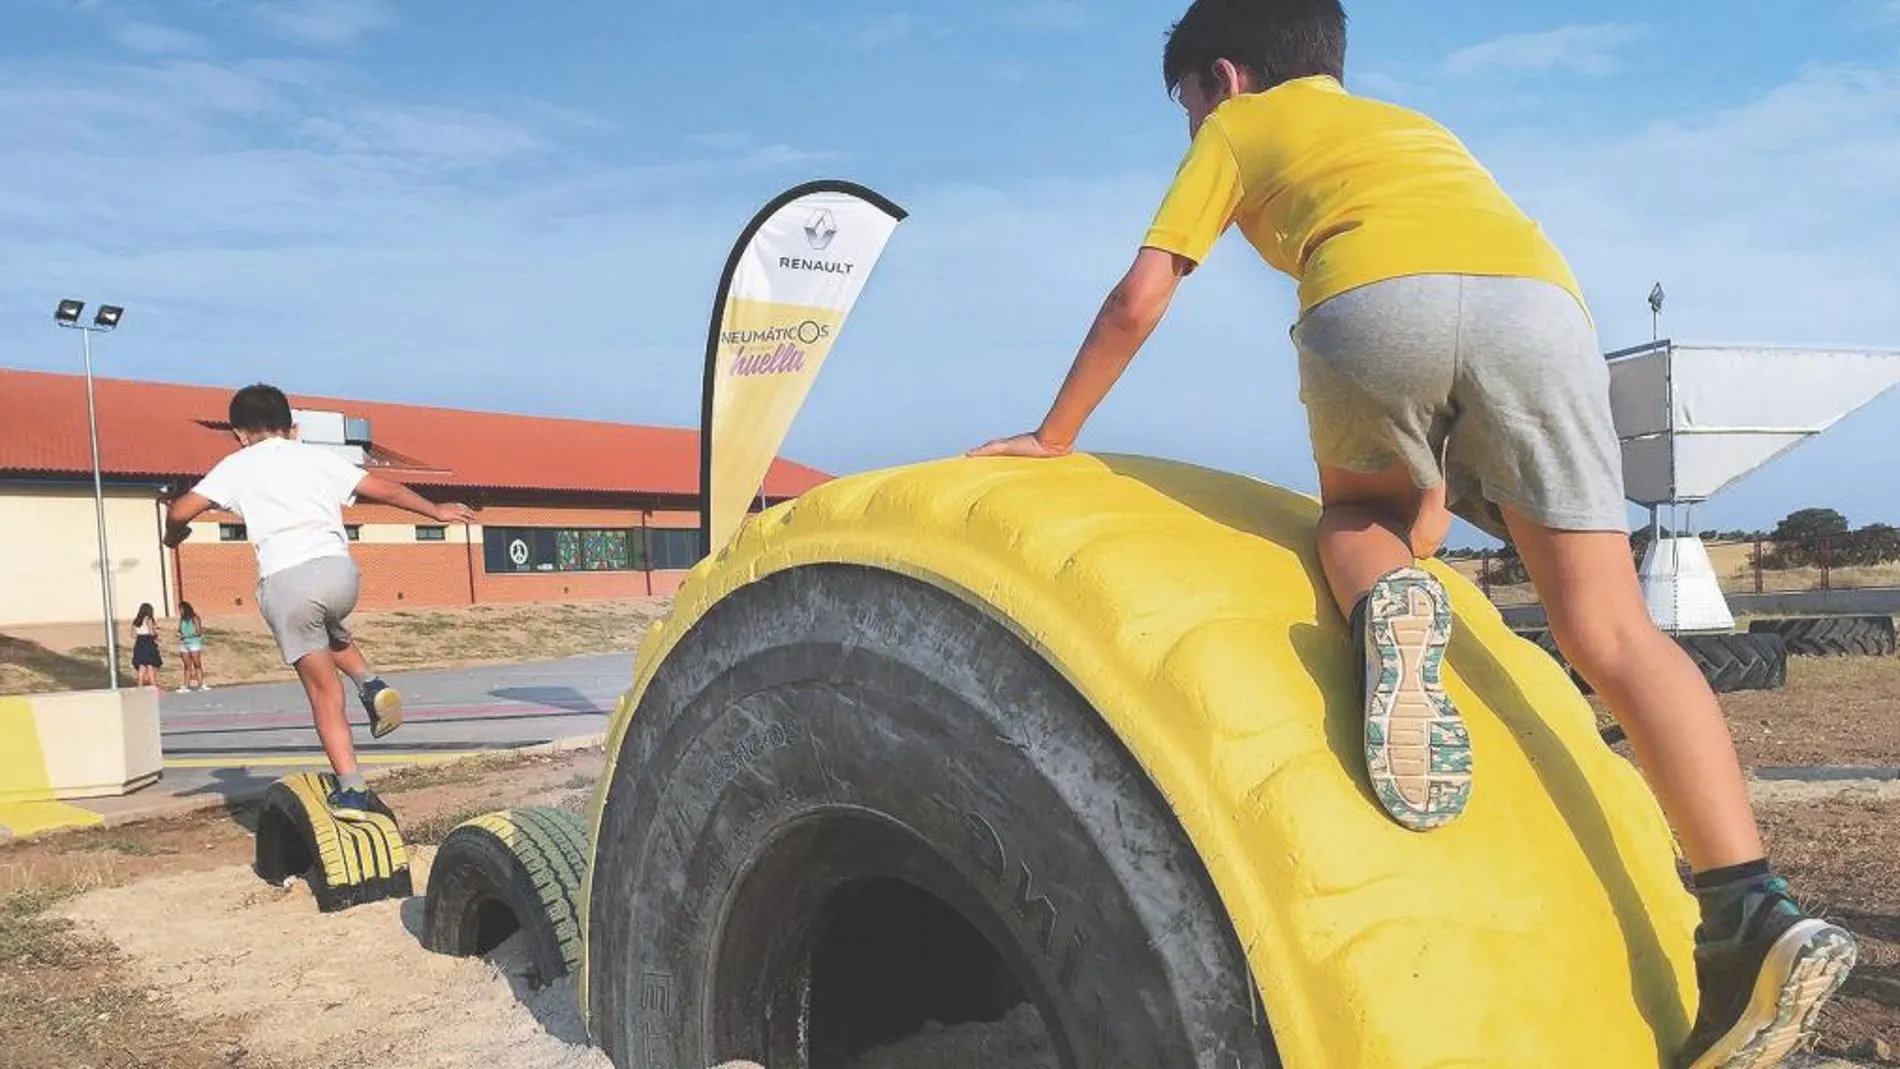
[0,687,162,803]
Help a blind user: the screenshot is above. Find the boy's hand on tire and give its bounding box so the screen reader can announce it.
[967,431,1072,459]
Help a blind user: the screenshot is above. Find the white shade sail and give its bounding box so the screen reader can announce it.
[1606,342,1900,506]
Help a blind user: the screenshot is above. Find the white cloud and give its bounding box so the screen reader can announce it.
[1444,23,1642,78]
[2,23,1895,539]
[0,46,839,438]
[1461,59,1900,531]
[114,22,209,55]
[255,0,391,47]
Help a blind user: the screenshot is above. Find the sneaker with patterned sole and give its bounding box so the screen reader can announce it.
[1358,566,1471,831]
[359,678,403,739]
[326,785,382,820]
[1678,879,1859,1069]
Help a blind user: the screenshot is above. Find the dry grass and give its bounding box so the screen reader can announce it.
[0,597,669,697]
[0,880,282,1069]
[403,805,503,845]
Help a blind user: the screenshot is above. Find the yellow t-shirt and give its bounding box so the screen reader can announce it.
[1143,75,1586,315]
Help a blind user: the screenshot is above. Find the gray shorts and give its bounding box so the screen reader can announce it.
[1292,274,1628,541]
[257,555,360,666]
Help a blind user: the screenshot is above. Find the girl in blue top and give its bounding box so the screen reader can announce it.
[177,600,208,692]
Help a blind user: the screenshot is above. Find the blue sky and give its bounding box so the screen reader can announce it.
[3,0,1898,543]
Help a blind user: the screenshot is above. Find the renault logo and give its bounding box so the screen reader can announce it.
[804,209,838,251]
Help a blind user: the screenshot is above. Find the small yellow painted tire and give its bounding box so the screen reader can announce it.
[423,806,588,986]
[253,772,414,914]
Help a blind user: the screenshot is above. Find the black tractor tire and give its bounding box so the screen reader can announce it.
[423,806,589,986]
[1677,632,1788,693]
[1748,616,1897,657]
[253,772,413,913]
[586,564,1276,1069]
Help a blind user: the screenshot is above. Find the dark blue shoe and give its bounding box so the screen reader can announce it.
[359,678,404,738]
[1676,877,1858,1068]
[326,784,380,819]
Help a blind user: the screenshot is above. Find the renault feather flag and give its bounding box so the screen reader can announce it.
[699,180,907,555]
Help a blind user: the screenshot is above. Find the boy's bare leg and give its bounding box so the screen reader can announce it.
[293,648,360,782]
[331,639,402,737]
[330,640,371,687]
[1497,507,1762,869]
[1500,506,1858,1068]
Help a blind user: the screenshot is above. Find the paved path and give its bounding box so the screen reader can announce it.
[89,653,631,821]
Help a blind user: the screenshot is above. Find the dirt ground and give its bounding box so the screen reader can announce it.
[1724,655,1900,769]
[1587,651,1900,772]
[0,749,604,1069]
[2,654,1896,1066]
[1757,788,1900,1062]
[0,598,670,697]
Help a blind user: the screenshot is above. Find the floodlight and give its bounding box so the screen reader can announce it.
[55,299,84,326]
[93,305,124,330]
[1647,282,1665,316]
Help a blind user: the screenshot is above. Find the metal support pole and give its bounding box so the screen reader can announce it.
[81,327,121,689]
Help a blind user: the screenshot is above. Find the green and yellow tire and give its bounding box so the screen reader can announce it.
[580,454,1699,1068]
[253,772,413,913]
[423,806,588,985]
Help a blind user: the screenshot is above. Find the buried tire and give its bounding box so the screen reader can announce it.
[586,564,1275,1069]
[253,772,413,913]
[423,806,589,985]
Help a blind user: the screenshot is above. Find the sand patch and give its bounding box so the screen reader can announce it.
[51,851,1058,1069]
[59,848,609,1069]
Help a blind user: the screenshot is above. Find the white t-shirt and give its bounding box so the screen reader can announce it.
[193,437,366,578]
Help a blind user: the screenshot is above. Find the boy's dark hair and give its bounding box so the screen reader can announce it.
[229,383,294,433]
[1163,0,1347,98]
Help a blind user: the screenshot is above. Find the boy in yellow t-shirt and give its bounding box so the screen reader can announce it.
[970,2,1854,1065]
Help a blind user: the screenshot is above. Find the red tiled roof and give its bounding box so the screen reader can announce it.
[0,368,830,499]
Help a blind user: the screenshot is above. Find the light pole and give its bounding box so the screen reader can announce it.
[54,299,126,690]
[1648,281,1665,343]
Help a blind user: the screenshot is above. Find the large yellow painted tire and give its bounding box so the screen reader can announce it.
[580,455,1699,1068]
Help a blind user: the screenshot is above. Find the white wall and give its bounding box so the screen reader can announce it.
[0,485,169,627]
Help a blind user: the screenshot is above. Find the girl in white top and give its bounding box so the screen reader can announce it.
[130,602,162,688]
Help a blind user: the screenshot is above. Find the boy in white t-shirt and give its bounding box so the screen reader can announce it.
[164,384,475,816]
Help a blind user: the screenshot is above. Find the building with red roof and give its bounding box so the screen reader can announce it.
[0,368,829,627]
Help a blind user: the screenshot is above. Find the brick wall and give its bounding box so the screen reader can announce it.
[175,501,699,615]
